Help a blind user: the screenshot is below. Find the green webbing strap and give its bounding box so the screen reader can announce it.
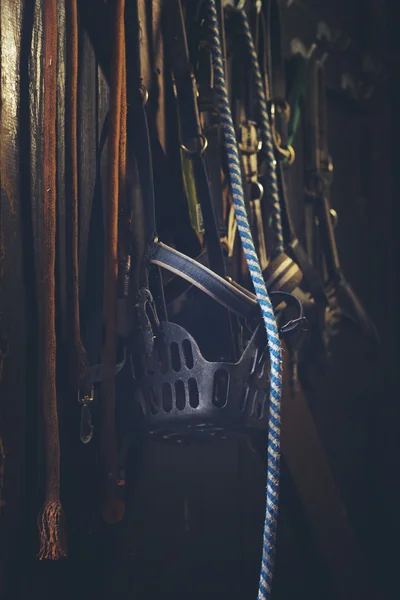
[180,146,205,234]
[287,54,309,148]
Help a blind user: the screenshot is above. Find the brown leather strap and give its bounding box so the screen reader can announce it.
[66,0,88,386]
[38,0,67,560]
[117,37,130,297]
[100,0,126,525]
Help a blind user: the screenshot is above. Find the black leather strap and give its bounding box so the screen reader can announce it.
[163,0,240,360]
[164,0,202,151]
[150,241,257,319]
[303,55,379,347]
[164,0,227,278]
[307,57,341,280]
[149,241,305,335]
[196,19,227,240]
[263,0,289,150]
[224,6,267,264]
[256,1,328,305]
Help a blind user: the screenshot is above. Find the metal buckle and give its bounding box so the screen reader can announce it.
[238,121,262,184]
[270,99,291,123]
[78,386,95,444]
[238,121,262,155]
[318,154,334,188]
[78,349,127,444]
[136,288,160,356]
[269,99,296,163]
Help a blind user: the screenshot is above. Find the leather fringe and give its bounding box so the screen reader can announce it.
[38,501,67,560]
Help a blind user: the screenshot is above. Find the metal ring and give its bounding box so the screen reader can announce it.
[181,134,208,155]
[330,208,339,228]
[270,99,291,124]
[251,181,264,201]
[139,83,148,105]
[286,144,296,165]
[273,134,295,165]
[222,0,246,9]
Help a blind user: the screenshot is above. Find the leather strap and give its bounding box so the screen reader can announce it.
[308,57,341,280]
[150,241,257,319]
[164,0,202,151]
[163,0,227,278]
[258,1,327,305]
[100,0,126,525]
[303,54,379,347]
[163,0,239,359]
[196,6,227,240]
[149,241,305,335]
[224,6,267,268]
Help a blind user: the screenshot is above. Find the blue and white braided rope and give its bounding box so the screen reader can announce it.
[204,2,283,598]
[237,9,284,256]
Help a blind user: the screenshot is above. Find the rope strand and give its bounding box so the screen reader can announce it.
[204,3,282,598]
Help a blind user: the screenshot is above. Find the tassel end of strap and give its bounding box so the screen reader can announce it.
[37,501,67,560]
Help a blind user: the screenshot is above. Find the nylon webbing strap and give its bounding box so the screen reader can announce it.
[287,53,309,147]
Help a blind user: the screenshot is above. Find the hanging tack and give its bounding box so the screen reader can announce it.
[264,253,303,294]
